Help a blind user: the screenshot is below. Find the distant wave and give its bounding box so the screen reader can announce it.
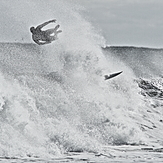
[104,45,163,51]
[103,46,163,78]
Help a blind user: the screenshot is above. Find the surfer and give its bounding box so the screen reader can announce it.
[30,19,62,45]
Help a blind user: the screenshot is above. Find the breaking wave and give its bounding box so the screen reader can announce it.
[1,0,163,158]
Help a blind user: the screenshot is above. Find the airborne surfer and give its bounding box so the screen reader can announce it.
[30,19,62,45]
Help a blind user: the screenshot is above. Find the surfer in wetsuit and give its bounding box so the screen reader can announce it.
[30,19,62,45]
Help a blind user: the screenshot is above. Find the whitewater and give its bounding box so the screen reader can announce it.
[1,0,163,162]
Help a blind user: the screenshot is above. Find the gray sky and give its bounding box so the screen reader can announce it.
[1,0,163,48]
[74,0,163,48]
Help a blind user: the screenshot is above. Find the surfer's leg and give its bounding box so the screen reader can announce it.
[54,24,60,31]
[48,35,58,41]
[50,30,62,41]
[44,25,61,41]
[45,28,55,35]
[56,30,62,34]
[45,25,60,35]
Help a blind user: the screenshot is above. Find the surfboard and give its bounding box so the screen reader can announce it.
[104,71,123,80]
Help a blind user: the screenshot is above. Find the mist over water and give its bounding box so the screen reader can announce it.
[0,42,144,157]
[0,0,163,159]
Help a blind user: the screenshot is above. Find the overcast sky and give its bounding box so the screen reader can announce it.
[74,0,163,48]
[1,0,163,48]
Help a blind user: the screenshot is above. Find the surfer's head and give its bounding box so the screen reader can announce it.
[30,27,35,33]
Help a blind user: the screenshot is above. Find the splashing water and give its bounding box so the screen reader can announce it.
[0,0,163,159]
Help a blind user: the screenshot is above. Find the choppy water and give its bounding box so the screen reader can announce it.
[1,0,163,162]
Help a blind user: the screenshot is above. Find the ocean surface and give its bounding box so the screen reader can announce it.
[1,1,163,163]
[1,44,163,163]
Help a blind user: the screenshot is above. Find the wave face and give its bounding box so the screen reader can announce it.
[1,0,163,158]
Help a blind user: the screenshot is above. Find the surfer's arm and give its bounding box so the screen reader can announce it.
[36,19,56,30]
